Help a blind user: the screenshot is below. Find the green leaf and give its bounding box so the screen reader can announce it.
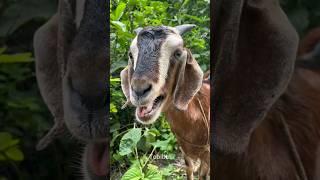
[145,164,162,180]
[151,139,172,151]
[0,176,7,180]
[111,21,127,32]
[5,146,24,161]
[0,53,33,63]
[110,122,120,133]
[0,47,6,54]
[110,103,118,113]
[119,128,142,156]
[0,0,56,37]
[121,165,143,180]
[113,2,127,21]
[110,78,121,82]
[0,132,19,151]
[0,153,6,161]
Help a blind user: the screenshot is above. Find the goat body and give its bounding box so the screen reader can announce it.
[215,60,320,179]
[164,81,210,179]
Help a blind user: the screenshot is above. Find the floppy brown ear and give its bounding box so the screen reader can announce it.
[34,14,66,150]
[34,0,77,150]
[120,65,132,107]
[212,0,299,153]
[173,49,203,110]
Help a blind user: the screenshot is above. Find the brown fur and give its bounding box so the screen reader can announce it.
[215,67,320,179]
[214,25,320,179]
[212,0,320,179]
[165,82,210,179]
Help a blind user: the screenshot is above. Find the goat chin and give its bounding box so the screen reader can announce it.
[82,144,108,180]
[134,105,163,125]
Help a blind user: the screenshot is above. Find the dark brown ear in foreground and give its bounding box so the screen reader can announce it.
[33,14,66,150]
[212,0,299,153]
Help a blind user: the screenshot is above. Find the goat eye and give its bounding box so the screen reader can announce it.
[174,49,182,59]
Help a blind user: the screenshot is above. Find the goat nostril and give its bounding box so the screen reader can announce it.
[133,84,152,98]
[143,85,152,95]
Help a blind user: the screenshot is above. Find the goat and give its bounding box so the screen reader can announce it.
[33,0,108,179]
[213,0,320,179]
[120,25,210,179]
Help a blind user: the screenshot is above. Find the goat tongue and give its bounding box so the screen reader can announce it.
[139,103,153,117]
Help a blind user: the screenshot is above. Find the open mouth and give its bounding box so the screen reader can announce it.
[136,95,165,122]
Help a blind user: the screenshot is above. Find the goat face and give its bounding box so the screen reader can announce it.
[34,0,108,179]
[121,25,203,124]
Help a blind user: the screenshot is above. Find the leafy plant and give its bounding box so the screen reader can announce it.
[0,47,33,63]
[0,132,24,162]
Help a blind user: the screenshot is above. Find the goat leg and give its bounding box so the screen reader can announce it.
[199,161,209,180]
[184,156,194,180]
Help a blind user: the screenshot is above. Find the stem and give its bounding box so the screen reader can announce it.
[134,147,143,175]
[113,123,134,132]
[142,146,156,169]
[112,129,131,142]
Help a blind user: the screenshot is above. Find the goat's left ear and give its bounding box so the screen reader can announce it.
[120,66,131,108]
[173,49,203,110]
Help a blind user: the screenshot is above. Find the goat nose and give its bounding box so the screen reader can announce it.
[131,77,152,98]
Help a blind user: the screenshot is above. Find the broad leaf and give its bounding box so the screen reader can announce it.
[121,165,143,180]
[111,20,127,32]
[112,2,126,21]
[145,164,162,180]
[5,146,24,161]
[119,128,142,156]
[0,53,33,63]
[0,132,19,151]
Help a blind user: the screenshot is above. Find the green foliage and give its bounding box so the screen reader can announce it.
[110,0,210,73]
[119,128,142,156]
[281,0,320,35]
[0,132,24,161]
[121,163,162,180]
[0,0,56,37]
[0,47,33,63]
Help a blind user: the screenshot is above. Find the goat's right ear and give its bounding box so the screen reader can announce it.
[173,49,203,110]
[120,66,131,108]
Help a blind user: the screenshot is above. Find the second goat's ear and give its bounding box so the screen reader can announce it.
[173,49,203,110]
[212,0,299,153]
[120,66,131,107]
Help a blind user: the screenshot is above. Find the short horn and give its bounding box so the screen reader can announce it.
[175,24,196,35]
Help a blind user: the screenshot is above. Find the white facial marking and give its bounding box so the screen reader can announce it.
[127,27,188,124]
[75,0,86,29]
[157,33,183,91]
[130,37,139,70]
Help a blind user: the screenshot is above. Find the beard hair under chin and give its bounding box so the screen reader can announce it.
[81,145,107,180]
